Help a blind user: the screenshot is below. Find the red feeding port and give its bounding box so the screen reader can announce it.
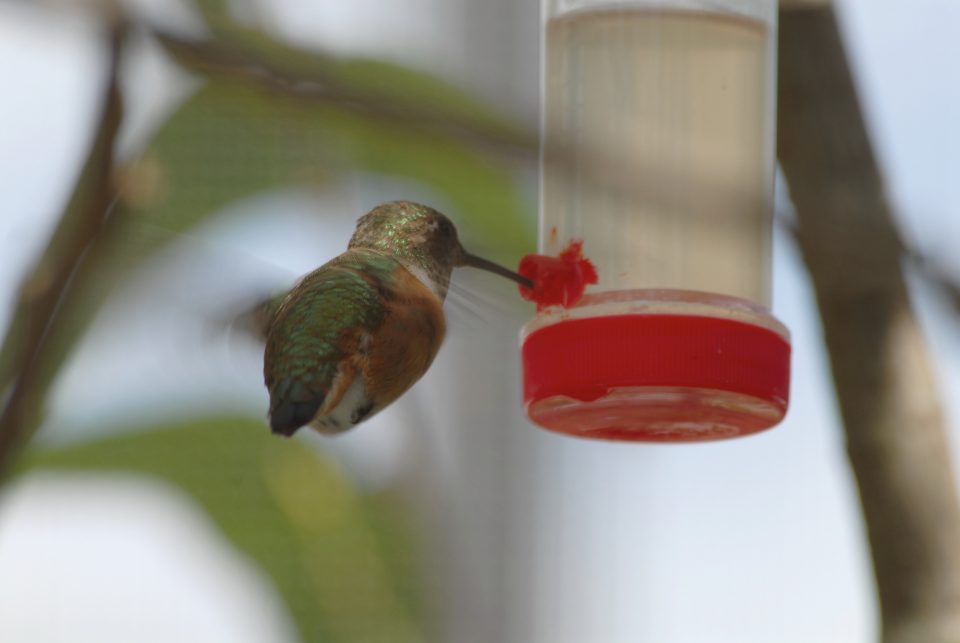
[518,240,598,311]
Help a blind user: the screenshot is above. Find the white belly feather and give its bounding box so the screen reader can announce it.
[309,375,374,434]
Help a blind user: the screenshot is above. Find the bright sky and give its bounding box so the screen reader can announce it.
[0,1,957,642]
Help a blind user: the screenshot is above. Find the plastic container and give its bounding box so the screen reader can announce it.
[522,0,789,441]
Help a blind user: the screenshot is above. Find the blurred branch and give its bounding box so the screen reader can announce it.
[778,4,960,642]
[908,252,960,318]
[0,19,126,476]
[152,29,539,159]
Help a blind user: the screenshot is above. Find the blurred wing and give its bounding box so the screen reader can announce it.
[230,290,289,342]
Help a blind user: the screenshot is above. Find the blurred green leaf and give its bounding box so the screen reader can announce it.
[191,0,242,38]
[192,0,229,21]
[15,417,423,643]
[113,27,536,317]
[1,27,534,471]
[140,29,535,257]
[125,82,329,232]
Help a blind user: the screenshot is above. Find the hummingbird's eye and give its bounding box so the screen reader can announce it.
[438,220,454,237]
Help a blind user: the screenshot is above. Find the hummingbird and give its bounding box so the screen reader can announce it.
[263,201,531,437]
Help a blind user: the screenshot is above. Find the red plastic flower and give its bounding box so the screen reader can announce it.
[518,240,599,311]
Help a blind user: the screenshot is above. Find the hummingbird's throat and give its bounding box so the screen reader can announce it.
[400,260,452,301]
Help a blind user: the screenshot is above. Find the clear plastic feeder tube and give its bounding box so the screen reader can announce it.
[523,0,789,441]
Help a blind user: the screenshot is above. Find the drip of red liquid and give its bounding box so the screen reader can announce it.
[518,240,599,311]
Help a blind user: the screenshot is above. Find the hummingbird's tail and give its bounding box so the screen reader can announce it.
[269,395,323,437]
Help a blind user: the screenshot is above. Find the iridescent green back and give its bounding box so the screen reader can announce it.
[263,250,399,432]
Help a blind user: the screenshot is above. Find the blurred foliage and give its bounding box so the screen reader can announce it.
[0,11,534,441]
[194,0,233,31]
[14,417,424,643]
[1,5,537,641]
[130,74,532,257]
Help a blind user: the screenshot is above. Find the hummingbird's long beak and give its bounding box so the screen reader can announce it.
[461,251,533,289]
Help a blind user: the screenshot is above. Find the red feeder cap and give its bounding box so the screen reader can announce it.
[521,314,791,442]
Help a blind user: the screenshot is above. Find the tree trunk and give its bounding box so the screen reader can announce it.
[777,3,960,641]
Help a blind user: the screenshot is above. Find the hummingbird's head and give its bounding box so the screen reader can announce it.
[349,201,532,298]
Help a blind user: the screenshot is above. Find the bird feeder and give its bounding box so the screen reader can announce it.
[520,0,789,441]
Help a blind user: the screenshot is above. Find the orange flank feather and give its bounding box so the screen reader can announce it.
[361,264,446,409]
